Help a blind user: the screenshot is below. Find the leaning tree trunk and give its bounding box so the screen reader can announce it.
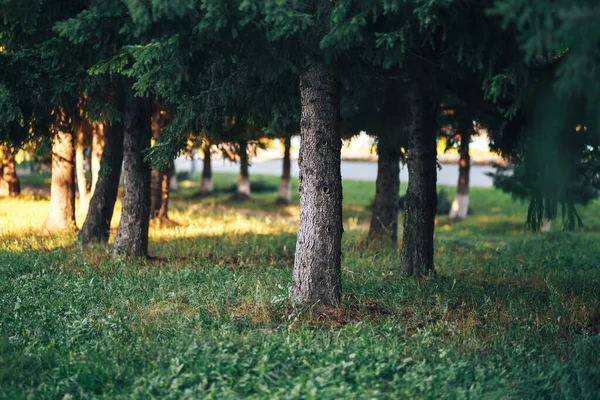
[401,80,438,275]
[368,133,402,244]
[79,123,124,244]
[75,126,90,214]
[111,94,151,258]
[0,147,21,197]
[90,121,105,195]
[448,119,471,221]
[199,144,213,194]
[290,59,343,307]
[276,136,292,205]
[234,139,251,201]
[44,123,77,232]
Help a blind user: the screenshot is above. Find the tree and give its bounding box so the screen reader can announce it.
[43,111,77,232]
[79,120,124,244]
[276,135,292,205]
[0,146,21,197]
[447,115,474,221]
[199,141,214,195]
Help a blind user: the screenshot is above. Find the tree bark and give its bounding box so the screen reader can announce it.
[368,134,402,244]
[111,94,152,258]
[79,123,124,244]
[290,59,343,307]
[448,118,471,221]
[234,139,251,201]
[401,80,438,275]
[90,121,105,195]
[199,144,213,194]
[75,126,90,214]
[43,118,77,232]
[0,147,21,197]
[276,136,292,205]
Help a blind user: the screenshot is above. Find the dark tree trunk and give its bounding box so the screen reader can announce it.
[401,80,438,275]
[44,120,77,232]
[111,94,152,257]
[0,147,21,197]
[150,169,163,217]
[290,59,343,307]
[199,144,213,194]
[90,121,105,195]
[368,134,402,244]
[79,123,124,244]
[449,118,471,221]
[234,139,251,201]
[75,126,90,214]
[276,136,292,205]
[158,167,170,219]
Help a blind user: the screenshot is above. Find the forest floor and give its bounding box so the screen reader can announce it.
[1,172,599,398]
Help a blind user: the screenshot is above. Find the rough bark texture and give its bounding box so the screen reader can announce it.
[0,147,21,197]
[75,127,90,214]
[276,136,292,205]
[234,139,251,201]
[111,95,152,257]
[44,124,77,232]
[401,80,438,275]
[90,122,104,195]
[290,60,342,306]
[199,145,213,194]
[449,119,471,221]
[79,123,124,244]
[368,134,402,244]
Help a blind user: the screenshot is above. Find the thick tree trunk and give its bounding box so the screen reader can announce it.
[75,127,90,214]
[90,121,104,195]
[290,60,342,307]
[111,94,151,257]
[199,144,213,194]
[449,119,471,221]
[79,123,124,244]
[401,80,438,275]
[368,134,401,244]
[44,123,77,232]
[235,139,251,201]
[276,136,292,205]
[0,147,21,197]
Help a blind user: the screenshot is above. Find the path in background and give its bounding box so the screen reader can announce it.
[175,158,496,188]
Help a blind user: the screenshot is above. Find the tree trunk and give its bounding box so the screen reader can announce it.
[168,166,178,191]
[368,134,401,244]
[448,119,471,221]
[75,126,90,214]
[276,136,292,205]
[401,80,438,275]
[44,120,77,232]
[541,217,551,232]
[199,144,213,194]
[150,169,163,217]
[234,139,251,201]
[111,94,151,258]
[79,123,124,244]
[290,60,342,307]
[0,147,21,197]
[90,121,104,195]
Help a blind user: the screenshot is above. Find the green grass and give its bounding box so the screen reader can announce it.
[1,172,599,398]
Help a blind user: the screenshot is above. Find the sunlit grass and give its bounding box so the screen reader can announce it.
[1,172,599,398]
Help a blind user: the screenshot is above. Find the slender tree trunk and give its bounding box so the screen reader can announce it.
[150,169,163,217]
[276,136,292,205]
[0,147,21,197]
[541,217,551,232]
[158,168,170,219]
[235,139,251,201]
[44,119,77,232]
[75,126,90,214]
[168,166,178,191]
[111,94,151,257]
[199,144,213,194]
[368,134,401,244]
[290,59,342,307]
[401,80,438,275]
[449,119,471,221]
[79,123,124,244]
[90,121,104,195]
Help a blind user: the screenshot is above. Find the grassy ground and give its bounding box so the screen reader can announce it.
[1,172,599,399]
